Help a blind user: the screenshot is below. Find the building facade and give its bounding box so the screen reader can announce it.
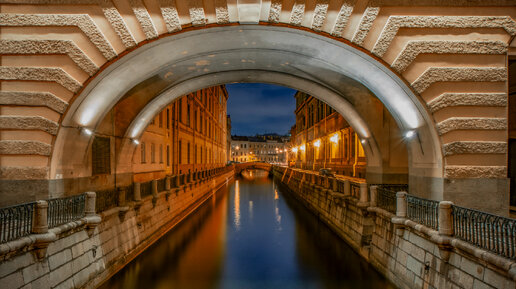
[231,135,289,164]
[132,86,229,182]
[290,92,366,178]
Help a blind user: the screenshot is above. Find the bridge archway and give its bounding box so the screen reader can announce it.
[53,25,442,200]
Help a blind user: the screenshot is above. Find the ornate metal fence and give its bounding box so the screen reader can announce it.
[0,202,36,243]
[377,187,397,214]
[350,182,360,198]
[407,194,439,230]
[95,190,117,213]
[47,194,86,228]
[157,178,166,192]
[140,181,152,198]
[453,206,515,260]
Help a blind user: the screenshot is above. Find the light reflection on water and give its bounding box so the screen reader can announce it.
[100,170,395,289]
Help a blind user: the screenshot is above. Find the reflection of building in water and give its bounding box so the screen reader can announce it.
[231,134,289,164]
[234,180,240,230]
[131,86,229,182]
[289,92,366,178]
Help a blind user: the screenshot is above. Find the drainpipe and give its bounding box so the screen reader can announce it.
[353,133,358,177]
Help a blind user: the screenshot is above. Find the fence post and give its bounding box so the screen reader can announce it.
[32,200,49,259]
[369,185,378,207]
[165,176,172,200]
[344,180,350,195]
[396,191,407,218]
[438,201,454,236]
[357,182,369,207]
[85,192,96,217]
[151,180,158,206]
[33,200,48,234]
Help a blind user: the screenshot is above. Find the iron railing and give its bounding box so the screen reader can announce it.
[47,194,86,228]
[140,181,152,198]
[453,206,515,260]
[376,187,397,214]
[407,194,439,230]
[350,182,360,198]
[157,178,166,192]
[95,189,117,213]
[0,202,36,243]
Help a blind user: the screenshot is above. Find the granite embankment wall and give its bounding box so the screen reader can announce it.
[0,169,234,289]
[273,166,515,289]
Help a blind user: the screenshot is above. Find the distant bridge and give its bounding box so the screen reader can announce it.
[234,162,273,175]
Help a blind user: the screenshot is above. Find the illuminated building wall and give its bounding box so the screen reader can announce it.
[231,135,289,164]
[290,92,366,178]
[132,86,229,182]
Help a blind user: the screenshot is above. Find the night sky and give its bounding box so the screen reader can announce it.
[226,83,296,136]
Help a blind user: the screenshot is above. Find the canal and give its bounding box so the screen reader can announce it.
[100,170,395,289]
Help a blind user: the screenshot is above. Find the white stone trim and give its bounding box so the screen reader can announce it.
[392,40,508,73]
[372,16,516,57]
[0,13,117,60]
[351,6,379,45]
[437,117,506,135]
[428,93,506,113]
[0,67,82,93]
[411,67,507,94]
[0,91,68,113]
[0,39,99,76]
[0,115,59,135]
[443,141,506,156]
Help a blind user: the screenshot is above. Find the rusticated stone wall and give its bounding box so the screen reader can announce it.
[273,166,515,289]
[0,170,233,289]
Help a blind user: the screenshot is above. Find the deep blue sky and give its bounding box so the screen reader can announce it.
[226,83,296,136]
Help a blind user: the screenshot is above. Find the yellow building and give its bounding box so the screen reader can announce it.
[290,92,366,178]
[132,86,229,182]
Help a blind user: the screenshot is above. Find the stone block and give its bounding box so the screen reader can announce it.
[449,253,462,268]
[0,253,34,278]
[71,242,85,259]
[71,253,90,274]
[1,272,24,289]
[22,260,49,283]
[53,277,73,289]
[396,249,408,265]
[30,274,50,289]
[49,262,72,287]
[460,256,484,280]
[483,268,513,289]
[473,279,495,289]
[48,249,72,270]
[407,255,423,276]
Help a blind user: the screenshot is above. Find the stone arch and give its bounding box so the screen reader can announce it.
[53,25,442,200]
[1,0,513,213]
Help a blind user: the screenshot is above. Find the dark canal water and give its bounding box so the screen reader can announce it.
[100,171,395,289]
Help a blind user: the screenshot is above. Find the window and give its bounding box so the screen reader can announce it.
[187,102,191,127]
[167,145,170,166]
[187,142,191,164]
[151,143,156,163]
[159,111,163,128]
[92,136,110,175]
[179,99,183,123]
[178,140,182,164]
[141,142,146,163]
[166,109,170,129]
[159,144,163,163]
